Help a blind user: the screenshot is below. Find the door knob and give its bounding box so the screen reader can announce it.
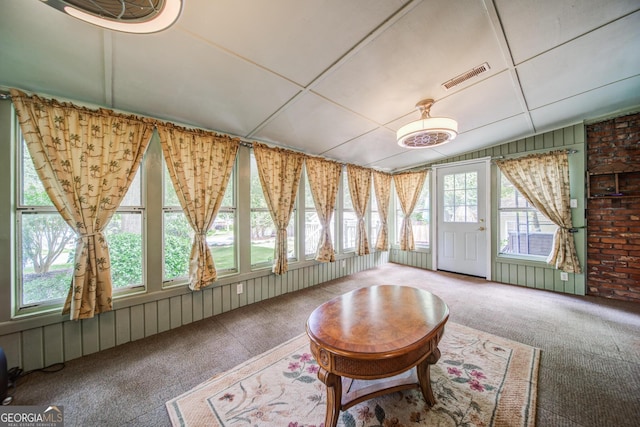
[478,226,486,231]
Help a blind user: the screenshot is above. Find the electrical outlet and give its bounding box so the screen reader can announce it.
[236,283,243,294]
[560,272,569,281]
[570,198,578,208]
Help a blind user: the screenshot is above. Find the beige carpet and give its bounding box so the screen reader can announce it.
[166,322,539,427]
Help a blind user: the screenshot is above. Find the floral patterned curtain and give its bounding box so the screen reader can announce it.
[347,165,371,255]
[305,157,341,262]
[496,151,581,273]
[157,124,239,290]
[11,89,154,320]
[393,171,427,251]
[373,171,392,251]
[253,143,304,274]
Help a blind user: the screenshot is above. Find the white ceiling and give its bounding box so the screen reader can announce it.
[1,0,639,171]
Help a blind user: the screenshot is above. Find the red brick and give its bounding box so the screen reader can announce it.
[600,237,629,244]
[587,112,640,302]
[600,249,630,256]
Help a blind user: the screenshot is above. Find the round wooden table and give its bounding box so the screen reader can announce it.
[306,285,449,427]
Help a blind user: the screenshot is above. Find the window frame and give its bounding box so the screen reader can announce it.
[497,171,554,261]
[15,128,146,315]
[161,156,238,287]
[394,177,430,249]
[249,150,298,269]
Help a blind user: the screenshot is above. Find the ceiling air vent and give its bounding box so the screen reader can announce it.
[442,62,490,90]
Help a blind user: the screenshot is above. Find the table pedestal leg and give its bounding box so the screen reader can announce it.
[318,367,342,427]
[417,346,441,407]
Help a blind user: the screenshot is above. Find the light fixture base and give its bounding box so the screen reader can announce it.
[415,99,435,118]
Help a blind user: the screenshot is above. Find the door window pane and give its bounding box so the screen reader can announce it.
[442,171,478,223]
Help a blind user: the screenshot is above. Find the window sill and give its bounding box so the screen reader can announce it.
[496,253,549,265]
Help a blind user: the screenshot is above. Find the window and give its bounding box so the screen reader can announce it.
[370,187,380,249]
[395,179,430,247]
[303,171,333,259]
[412,181,430,247]
[17,133,144,309]
[162,160,236,283]
[250,152,296,267]
[498,173,554,257]
[342,170,356,251]
[443,171,477,223]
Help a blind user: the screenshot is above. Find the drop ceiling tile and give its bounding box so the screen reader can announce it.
[416,71,527,134]
[320,127,407,168]
[370,147,448,172]
[431,114,533,157]
[495,0,640,64]
[111,30,301,136]
[253,92,378,155]
[517,11,640,110]
[313,0,508,125]
[0,1,107,104]
[530,76,640,133]
[179,0,409,87]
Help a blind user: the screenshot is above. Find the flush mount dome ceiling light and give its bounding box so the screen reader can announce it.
[41,0,183,34]
[396,99,458,149]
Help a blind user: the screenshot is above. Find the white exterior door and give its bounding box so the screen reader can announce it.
[434,159,490,278]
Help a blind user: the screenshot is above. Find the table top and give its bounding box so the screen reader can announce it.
[306,285,449,357]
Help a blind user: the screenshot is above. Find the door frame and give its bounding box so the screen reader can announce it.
[431,157,492,280]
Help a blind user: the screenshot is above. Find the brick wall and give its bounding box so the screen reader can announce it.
[586,112,640,302]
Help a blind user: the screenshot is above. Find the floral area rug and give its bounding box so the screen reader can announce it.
[166,322,539,427]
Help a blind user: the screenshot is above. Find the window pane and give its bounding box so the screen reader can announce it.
[343,171,353,210]
[304,172,315,208]
[163,162,181,206]
[164,212,192,280]
[20,213,75,305]
[499,173,554,257]
[499,175,532,208]
[164,164,233,208]
[209,212,236,271]
[104,212,143,288]
[251,211,295,266]
[163,211,236,280]
[413,183,430,246]
[221,170,234,207]
[443,172,478,223]
[343,170,355,249]
[250,155,269,209]
[304,173,318,257]
[499,210,555,256]
[370,190,379,247]
[443,174,454,191]
[120,169,141,206]
[305,211,321,257]
[21,138,53,206]
[343,211,357,249]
